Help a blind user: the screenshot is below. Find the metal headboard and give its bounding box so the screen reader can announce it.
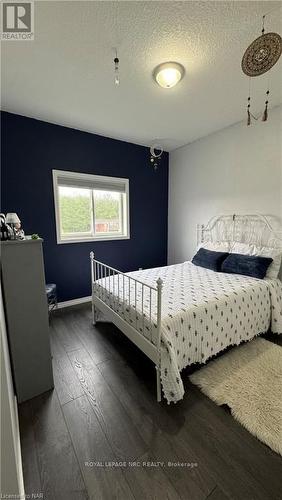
[197,214,282,250]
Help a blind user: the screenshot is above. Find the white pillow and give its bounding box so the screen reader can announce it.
[230,242,254,255]
[199,241,230,252]
[252,246,282,279]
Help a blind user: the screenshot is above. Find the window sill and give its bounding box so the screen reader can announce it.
[57,235,130,244]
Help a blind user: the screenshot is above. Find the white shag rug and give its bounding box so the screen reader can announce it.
[189,338,282,455]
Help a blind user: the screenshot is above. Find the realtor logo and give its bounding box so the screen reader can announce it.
[1,1,34,40]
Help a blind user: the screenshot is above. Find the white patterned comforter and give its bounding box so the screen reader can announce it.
[94,262,282,403]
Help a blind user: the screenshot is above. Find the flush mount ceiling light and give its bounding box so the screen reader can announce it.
[153,62,185,88]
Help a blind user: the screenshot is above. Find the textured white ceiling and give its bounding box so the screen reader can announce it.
[1,1,282,151]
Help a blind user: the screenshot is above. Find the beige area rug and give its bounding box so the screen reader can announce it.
[189,338,282,455]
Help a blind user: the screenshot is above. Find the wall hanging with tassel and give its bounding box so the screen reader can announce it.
[241,13,282,125]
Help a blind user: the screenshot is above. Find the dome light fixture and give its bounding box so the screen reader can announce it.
[153,62,185,88]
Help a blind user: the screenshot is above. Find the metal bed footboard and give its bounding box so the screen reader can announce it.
[90,252,163,402]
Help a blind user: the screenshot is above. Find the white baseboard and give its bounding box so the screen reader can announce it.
[57,295,92,309]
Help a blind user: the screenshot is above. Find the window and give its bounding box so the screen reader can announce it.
[53,170,130,243]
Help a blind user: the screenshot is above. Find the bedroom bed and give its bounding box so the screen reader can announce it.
[90,214,282,404]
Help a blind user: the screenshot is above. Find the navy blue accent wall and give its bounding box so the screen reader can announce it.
[1,112,168,301]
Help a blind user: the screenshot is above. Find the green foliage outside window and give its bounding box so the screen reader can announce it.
[60,194,91,233]
[60,192,120,234]
[94,192,119,220]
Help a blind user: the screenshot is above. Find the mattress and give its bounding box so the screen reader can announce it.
[94,261,282,403]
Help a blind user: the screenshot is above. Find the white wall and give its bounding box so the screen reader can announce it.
[168,105,282,264]
[0,286,25,498]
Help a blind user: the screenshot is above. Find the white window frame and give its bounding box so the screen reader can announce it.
[52,170,130,244]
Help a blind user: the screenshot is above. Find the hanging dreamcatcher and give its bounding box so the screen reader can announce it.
[241,13,282,125]
[149,143,164,170]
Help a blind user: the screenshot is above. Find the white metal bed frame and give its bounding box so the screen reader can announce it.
[91,213,282,402]
[197,213,282,249]
[90,255,164,401]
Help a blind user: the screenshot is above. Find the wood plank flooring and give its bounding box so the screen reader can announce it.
[18,304,282,500]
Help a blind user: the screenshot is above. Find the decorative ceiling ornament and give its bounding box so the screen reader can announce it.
[241,13,282,126]
[114,49,120,86]
[113,1,120,87]
[242,32,282,77]
[149,143,164,171]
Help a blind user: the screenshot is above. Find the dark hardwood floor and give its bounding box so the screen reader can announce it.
[18,304,282,500]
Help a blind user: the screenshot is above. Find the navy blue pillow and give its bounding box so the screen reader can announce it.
[221,253,273,279]
[192,248,229,272]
